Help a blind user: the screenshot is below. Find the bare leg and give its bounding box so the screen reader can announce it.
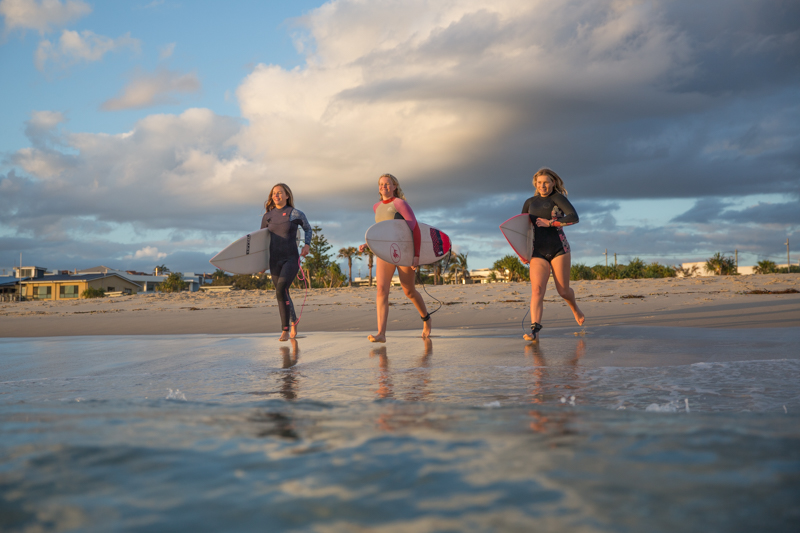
[528,258,551,328]
[368,258,395,343]
[551,253,585,326]
[397,266,430,338]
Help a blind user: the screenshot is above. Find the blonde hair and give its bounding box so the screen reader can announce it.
[533,167,568,196]
[265,183,295,212]
[378,173,406,200]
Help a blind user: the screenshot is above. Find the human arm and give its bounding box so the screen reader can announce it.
[549,193,578,227]
[392,199,421,260]
[290,209,313,256]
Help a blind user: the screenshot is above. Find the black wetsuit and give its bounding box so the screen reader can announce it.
[521,192,579,262]
[260,206,312,331]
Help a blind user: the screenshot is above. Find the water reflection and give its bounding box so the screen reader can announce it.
[369,346,392,400]
[526,339,585,434]
[279,338,300,401]
[405,337,433,402]
[370,339,437,432]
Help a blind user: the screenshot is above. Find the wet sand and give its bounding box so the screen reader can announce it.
[1,274,798,337]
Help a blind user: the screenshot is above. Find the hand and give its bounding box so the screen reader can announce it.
[535,217,551,228]
[359,243,367,253]
[412,256,420,270]
[300,245,310,257]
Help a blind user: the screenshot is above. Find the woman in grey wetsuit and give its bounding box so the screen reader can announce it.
[261,183,311,341]
[521,168,585,341]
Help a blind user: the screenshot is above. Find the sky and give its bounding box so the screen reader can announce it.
[1,0,798,276]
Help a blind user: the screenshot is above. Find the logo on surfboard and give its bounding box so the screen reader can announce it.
[390,243,401,263]
[430,228,449,257]
[246,234,251,255]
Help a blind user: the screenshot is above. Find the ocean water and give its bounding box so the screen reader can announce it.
[1,327,798,532]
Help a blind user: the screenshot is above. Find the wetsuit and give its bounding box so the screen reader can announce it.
[521,192,579,262]
[373,197,421,258]
[260,206,312,331]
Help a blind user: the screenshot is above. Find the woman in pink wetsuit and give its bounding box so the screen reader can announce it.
[359,174,431,343]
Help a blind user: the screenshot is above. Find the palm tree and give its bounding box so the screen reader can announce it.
[360,245,375,286]
[754,260,777,274]
[337,246,360,285]
[704,252,736,276]
[446,252,469,284]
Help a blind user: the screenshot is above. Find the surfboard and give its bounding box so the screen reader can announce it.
[365,220,451,266]
[209,228,271,274]
[500,214,533,262]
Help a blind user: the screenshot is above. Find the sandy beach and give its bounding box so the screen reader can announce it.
[1,273,798,337]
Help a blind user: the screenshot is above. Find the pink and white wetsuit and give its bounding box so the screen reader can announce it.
[373,197,421,259]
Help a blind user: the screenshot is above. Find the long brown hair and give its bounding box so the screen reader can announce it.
[533,168,568,196]
[264,183,295,212]
[378,173,406,200]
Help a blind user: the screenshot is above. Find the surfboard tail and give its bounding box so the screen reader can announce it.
[429,227,451,258]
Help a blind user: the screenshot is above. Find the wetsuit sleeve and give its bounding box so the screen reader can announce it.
[373,201,380,213]
[550,193,579,227]
[393,199,421,258]
[521,197,532,215]
[260,212,269,230]
[290,209,313,246]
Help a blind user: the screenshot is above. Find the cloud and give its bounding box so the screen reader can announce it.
[101,68,200,111]
[125,246,167,261]
[35,29,140,70]
[3,0,800,272]
[159,42,175,60]
[0,0,90,34]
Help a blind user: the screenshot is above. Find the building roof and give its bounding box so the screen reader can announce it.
[0,277,29,287]
[20,273,142,287]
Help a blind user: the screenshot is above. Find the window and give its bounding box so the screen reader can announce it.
[107,286,115,292]
[60,285,79,299]
[32,286,52,300]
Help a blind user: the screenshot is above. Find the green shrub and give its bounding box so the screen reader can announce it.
[158,272,188,292]
[570,263,595,280]
[82,287,105,298]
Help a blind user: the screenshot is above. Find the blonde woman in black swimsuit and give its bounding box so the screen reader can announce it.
[521,168,585,341]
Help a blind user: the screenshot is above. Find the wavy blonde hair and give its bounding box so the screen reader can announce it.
[264,183,295,212]
[378,173,406,200]
[533,168,568,196]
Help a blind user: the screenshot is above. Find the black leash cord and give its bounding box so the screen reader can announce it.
[419,250,452,316]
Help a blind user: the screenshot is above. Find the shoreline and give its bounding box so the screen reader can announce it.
[1,274,798,338]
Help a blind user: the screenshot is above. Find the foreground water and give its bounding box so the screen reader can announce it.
[1,327,799,532]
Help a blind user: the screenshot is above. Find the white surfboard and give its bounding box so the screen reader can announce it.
[209,228,271,274]
[500,214,533,262]
[365,220,451,266]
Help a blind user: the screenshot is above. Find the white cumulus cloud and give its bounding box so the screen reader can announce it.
[101,68,201,111]
[35,29,140,71]
[0,0,90,34]
[125,246,167,261]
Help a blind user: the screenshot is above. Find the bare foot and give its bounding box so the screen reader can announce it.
[368,334,386,343]
[573,309,585,326]
[422,317,431,339]
[290,323,298,339]
[523,332,539,342]
[279,331,290,342]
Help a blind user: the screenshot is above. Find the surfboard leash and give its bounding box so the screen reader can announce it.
[419,249,453,317]
[292,256,310,327]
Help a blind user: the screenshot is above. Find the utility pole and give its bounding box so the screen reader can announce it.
[787,238,790,271]
[614,253,617,268]
[735,249,738,272]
